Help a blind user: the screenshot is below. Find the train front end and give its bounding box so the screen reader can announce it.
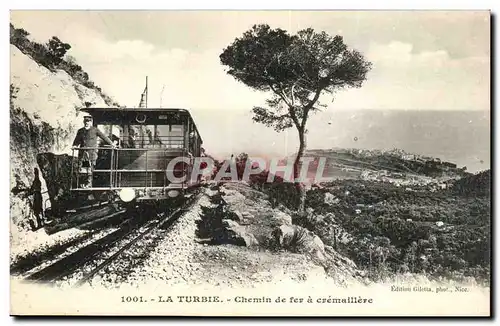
[68,108,203,212]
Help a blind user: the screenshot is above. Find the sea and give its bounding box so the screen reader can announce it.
[306,109,491,174]
[191,109,491,174]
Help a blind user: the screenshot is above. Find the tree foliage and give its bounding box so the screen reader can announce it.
[47,36,71,64]
[220,24,372,211]
[220,24,372,132]
[299,180,491,284]
[10,23,29,45]
[10,23,120,107]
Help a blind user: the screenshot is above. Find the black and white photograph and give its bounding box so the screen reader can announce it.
[8,9,491,316]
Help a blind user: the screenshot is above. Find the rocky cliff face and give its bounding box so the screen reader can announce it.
[10,43,112,233]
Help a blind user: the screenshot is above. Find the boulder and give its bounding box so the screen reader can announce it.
[226,210,244,223]
[241,211,254,220]
[271,224,326,261]
[323,245,365,282]
[221,219,259,247]
[36,152,77,214]
[264,210,292,227]
[238,233,259,247]
[222,219,240,229]
[36,152,103,216]
[324,192,340,205]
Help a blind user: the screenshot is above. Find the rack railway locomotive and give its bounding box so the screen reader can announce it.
[66,107,204,214]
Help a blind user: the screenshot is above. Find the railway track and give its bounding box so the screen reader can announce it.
[11,227,115,276]
[73,205,186,287]
[23,214,141,283]
[23,190,200,286]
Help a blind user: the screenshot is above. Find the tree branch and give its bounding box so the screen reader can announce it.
[252,106,293,131]
[269,83,292,108]
[288,106,301,131]
[301,87,323,129]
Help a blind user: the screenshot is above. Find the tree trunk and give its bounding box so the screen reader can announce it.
[293,128,307,213]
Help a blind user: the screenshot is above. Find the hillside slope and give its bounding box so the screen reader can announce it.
[9,42,114,237]
[299,148,469,181]
[450,170,491,197]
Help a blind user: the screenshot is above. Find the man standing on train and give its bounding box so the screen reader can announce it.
[72,115,115,187]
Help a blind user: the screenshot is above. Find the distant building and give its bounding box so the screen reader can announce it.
[443,162,457,168]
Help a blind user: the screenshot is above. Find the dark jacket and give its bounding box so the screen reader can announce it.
[73,127,113,161]
[30,176,42,215]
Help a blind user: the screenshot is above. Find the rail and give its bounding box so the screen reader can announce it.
[70,146,189,190]
[121,135,185,149]
[74,189,200,287]
[22,189,200,285]
[71,147,186,151]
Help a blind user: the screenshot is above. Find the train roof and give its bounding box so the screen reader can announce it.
[80,107,191,114]
[80,107,203,143]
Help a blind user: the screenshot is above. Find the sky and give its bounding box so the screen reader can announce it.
[9,10,491,159]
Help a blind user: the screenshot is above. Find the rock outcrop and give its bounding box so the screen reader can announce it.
[36,153,76,211]
[198,183,365,286]
[271,224,326,261]
[10,42,114,229]
[221,219,259,247]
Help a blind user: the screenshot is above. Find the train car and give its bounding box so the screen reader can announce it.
[68,107,203,212]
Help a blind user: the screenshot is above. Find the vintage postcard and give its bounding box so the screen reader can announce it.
[9,10,491,316]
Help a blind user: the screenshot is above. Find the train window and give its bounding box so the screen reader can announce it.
[93,121,186,150]
[95,124,121,147]
[170,125,184,136]
[110,125,122,146]
[97,125,112,141]
[119,125,142,148]
[107,124,184,149]
[132,125,152,148]
[155,124,184,148]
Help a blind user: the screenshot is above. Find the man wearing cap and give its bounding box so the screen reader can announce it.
[72,115,115,187]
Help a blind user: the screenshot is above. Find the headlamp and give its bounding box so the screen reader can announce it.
[119,188,136,202]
